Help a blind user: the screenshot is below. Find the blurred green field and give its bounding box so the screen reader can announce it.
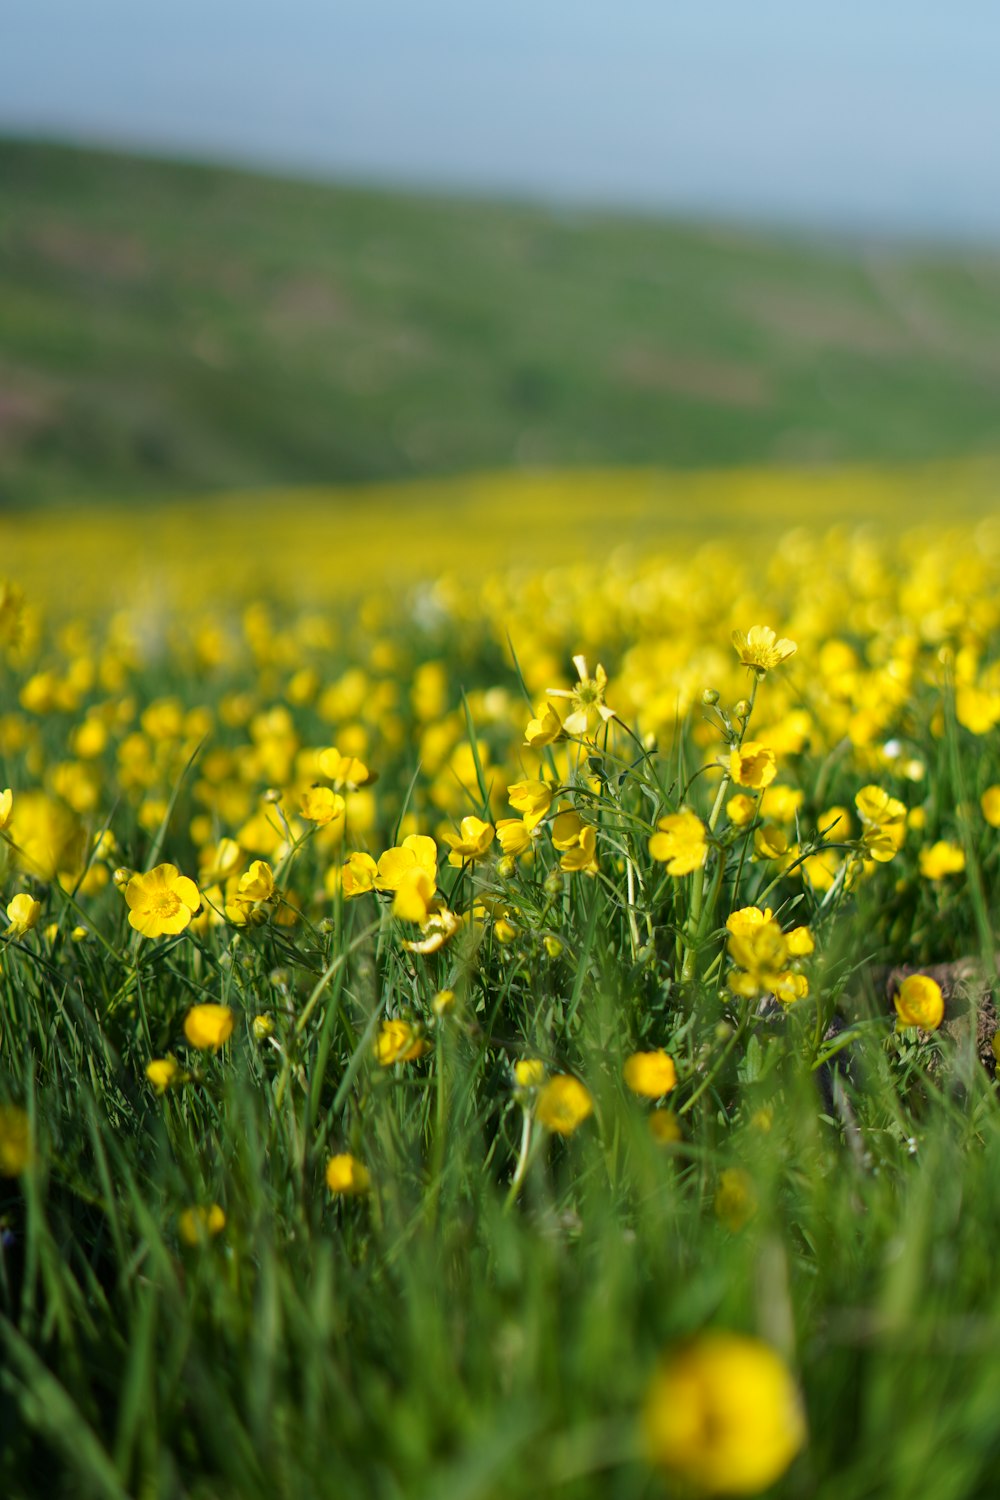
[3,138,1000,507]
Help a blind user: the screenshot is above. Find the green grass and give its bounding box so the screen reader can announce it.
[2,137,1000,506]
[4,519,1000,1496]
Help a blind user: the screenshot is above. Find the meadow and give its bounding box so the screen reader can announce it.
[4,472,1000,1498]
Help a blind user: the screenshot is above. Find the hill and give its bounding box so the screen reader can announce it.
[2,138,1000,506]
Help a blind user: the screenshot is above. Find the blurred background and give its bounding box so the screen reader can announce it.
[1,0,999,515]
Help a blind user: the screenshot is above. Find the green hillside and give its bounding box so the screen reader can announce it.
[2,137,1000,506]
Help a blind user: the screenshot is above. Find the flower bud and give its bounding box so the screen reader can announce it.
[701,688,720,706]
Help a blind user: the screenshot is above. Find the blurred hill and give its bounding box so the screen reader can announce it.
[2,138,1000,508]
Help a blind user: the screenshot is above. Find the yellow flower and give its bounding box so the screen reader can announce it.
[727,920,805,1005]
[145,1057,180,1093]
[643,1333,806,1493]
[623,1050,678,1098]
[524,700,563,748]
[299,785,346,827]
[729,742,777,790]
[918,841,965,880]
[0,788,12,830]
[726,792,757,828]
[715,1168,757,1232]
[753,823,788,861]
[649,1109,682,1144]
[374,1019,428,1065]
[535,1074,593,1134]
[327,850,379,899]
[506,779,553,828]
[981,786,1000,828]
[560,823,599,875]
[401,906,461,954]
[374,835,438,892]
[125,864,202,938]
[184,1003,235,1051]
[5,892,41,937]
[895,974,944,1031]
[496,817,534,858]
[547,655,616,737]
[855,785,907,863]
[392,867,437,922]
[514,1058,546,1091]
[731,625,797,677]
[649,810,707,875]
[318,747,374,789]
[551,809,585,850]
[725,906,773,940]
[442,815,495,865]
[178,1204,226,1246]
[0,1104,32,1176]
[325,1153,371,1195]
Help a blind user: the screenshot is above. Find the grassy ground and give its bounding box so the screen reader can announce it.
[3,501,1000,1496]
[3,138,1000,507]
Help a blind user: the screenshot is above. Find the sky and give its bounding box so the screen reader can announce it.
[2,0,999,239]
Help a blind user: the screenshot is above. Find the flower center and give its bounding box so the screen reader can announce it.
[151,890,182,918]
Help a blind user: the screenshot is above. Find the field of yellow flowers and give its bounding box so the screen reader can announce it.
[4,466,1000,1499]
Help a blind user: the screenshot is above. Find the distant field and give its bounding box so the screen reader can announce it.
[2,139,1000,507]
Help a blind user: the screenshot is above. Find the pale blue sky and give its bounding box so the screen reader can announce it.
[2,0,999,238]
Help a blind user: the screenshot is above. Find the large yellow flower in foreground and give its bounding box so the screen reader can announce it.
[643,1333,806,1494]
[125,864,201,937]
[731,625,797,677]
[649,810,707,875]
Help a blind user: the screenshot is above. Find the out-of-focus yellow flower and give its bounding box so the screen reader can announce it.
[184,1003,235,1051]
[401,906,461,954]
[514,1058,546,1091]
[981,786,1000,827]
[955,685,1000,735]
[5,892,41,937]
[726,792,757,828]
[730,742,777,790]
[649,810,707,875]
[726,906,773,940]
[731,625,797,677]
[895,974,944,1031]
[649,1109,682,1144]
[753,823,788,862]
[374,1019,428,1065]
[125,864,202,938]
[392,867,437,922]
[252,1014,274,1041]
[10,790,86,885]
[325,1153,371,1195]
[0,788,12,830]
[715,1167,757,1231]
[535,1074,593,1134]
[318,747,374,789]
[0,1104,32,1176]
[728,920,806,1005]
[643,1333,806,1493]
[623,1050,678,1098]
[179,1204,226,1246]
[918,841,966,880]
[145,1058,180,1093]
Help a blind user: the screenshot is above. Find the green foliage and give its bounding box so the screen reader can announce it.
[3,138,1000,507]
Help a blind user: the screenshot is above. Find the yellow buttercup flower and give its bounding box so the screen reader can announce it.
[442,815,495,865]
[179,1204,226,1246]
[145,1057,180,1093]
[623,1050,678,1098]
[895,974,944,1031]
[299,785,346,827]
[649,810,707,875]
[643,1333,806,1493]
[535,1074,593,1134]
[325,1153,371,1195]
[731,625,797,677]
[918,841,965,880]
[725,906,773,940]
[855,786,907,863]
[514,1058,546,1091]
[0,788,12,830]
[5,892,41,937]
[0,1104,32,1176]
[506,779,553,828]
[125,864,202,938]
[547,655,616,737]
[730,742,777,790]
[374,1019,428,1066]
[981,786,1000,827]
[184,1003,235,1051]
